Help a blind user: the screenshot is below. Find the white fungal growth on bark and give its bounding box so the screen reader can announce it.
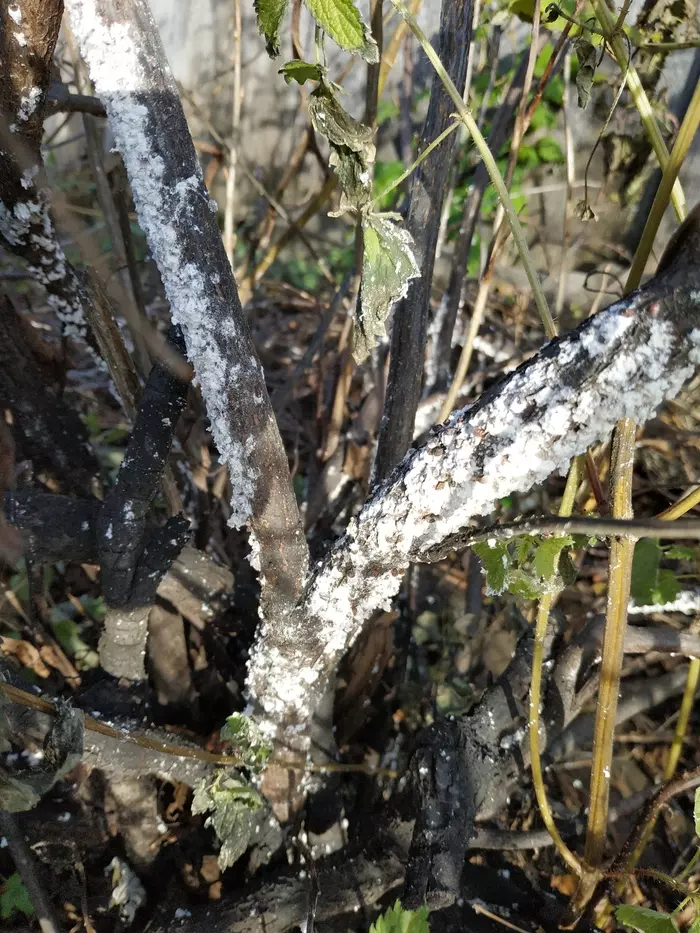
[17,86,42,122]
[247,300,700,737]
[66,0,256,526]
[0,192,86,336]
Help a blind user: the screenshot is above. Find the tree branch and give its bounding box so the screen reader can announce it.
[247,205,700,748]
[372,0,474,482]
[0,0,92,339]
[64,0,308,621]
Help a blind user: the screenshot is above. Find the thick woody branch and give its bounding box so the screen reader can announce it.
[4,491,231,623]
[64,0,308,620]
[247,205,700,745]
[0,0,91,339]
[96,325,190,679]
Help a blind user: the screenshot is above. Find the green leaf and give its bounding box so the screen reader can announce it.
[220,713,272,770]
[532,535,575,580]
[535,136,565,163]
[50,615,99,670]
[664,545,697,561]
[370,899,431,933]
[616,905,679,933]
[304,0,379,62]
[192,773,264,871]
[0,873,34,920]
[653,569,681,605]
[509,0,537,22]
[631,538,662,605]
[355,213,419,362]
[377,99,400,125]
[255,0,289,57]
[517,144,540,169]
[373,159,405,211]
[515,535,536,566]
[509,570,546,600]
[473,540,511,595]
[543,74,564,106]
[279,60,324,85]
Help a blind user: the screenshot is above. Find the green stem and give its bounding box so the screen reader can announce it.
[371,119,461,208]
[388,0,557,340]
[626,77,700,287]
[590,0,686,221]
[640,40,700,51]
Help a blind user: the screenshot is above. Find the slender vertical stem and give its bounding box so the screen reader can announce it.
[529,455,584,876]
[556,52,574,316]
[590,0,685,220]
[583,420,636,873]
[665,658,700,780]
[388,0,556,340]
[574,68,699,916]
[223,0,242,266]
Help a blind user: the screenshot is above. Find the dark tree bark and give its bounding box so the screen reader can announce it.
[0,295,99,494]
[424,54,530,392]
[372,0,474,483]
[65,0,309,626]
[0,0,92,338]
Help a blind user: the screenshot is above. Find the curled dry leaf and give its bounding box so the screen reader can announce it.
[354,213,420,363]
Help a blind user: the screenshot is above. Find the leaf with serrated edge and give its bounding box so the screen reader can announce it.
[0,874,34,920]
[279,60,324,85]
[472,540,511,596]
[192,774,263,871]
[532,535,574,580]
[370,899,431,933]
[305,0,379,62]
[255,0,289,57]
[355,213,420,363]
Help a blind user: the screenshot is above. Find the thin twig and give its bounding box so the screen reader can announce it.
[223,0,242,267]
[0,811,61,933]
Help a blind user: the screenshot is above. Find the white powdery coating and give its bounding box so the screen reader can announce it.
[8,5,21,23]
[248,304,700,732]
[0,191,86,336]
[629,590,700,615]
[17,86,41,122]
[67,0,255,526]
